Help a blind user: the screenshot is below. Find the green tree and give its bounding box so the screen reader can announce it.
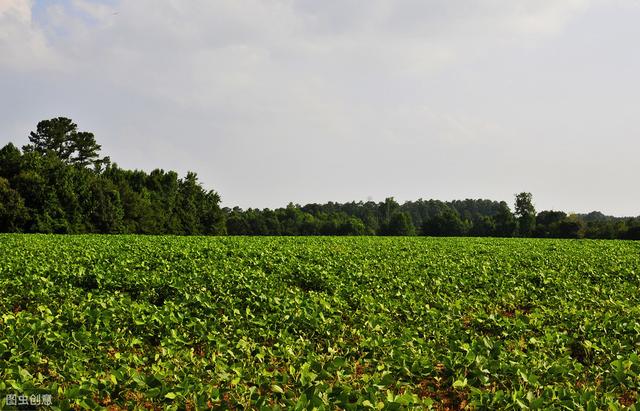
[244,209,268,235]
[87,177,124,233]
[361,212,379,235]
[422,208,466,236]
[377,197,401,235]
[625,226,640,240]
[226,210,250,235]
[175,172,202,235]
[514,192,536,237]
[199,190,226,235]
[338,217,367,236]
[379,197,400,222]
[0,143,22,179]
[0,177,28,232]
[469,215,496,237]
[584,221,616,239]
[23,117,108,168]
[534,210,566,237]
[298,213,318,235]
[385,212,416,236]
[72,130,110,169]
[493,201,516,237]
[554,215,585,239]
[262,209,281,235]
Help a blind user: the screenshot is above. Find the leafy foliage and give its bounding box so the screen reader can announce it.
[0,124,226,235]
[23,117,109,169]
[224,200,639,240]
[0,235,639,409]
[514,192,536,237]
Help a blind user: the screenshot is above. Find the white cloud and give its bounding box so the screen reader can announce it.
[1,0,596,142]
[0,0,61,70]
[0,0,30,17]
[5,0,639,215]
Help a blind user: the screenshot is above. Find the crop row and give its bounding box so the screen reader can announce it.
[0,235,639,409]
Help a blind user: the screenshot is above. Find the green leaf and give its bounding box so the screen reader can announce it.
[395,393,416,405]
[453,378,467,389]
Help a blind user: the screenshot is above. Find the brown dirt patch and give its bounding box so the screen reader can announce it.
[620,390,637,407]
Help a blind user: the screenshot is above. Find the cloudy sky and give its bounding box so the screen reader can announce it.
[1,0,638,216]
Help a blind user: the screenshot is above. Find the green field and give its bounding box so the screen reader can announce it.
[1,235,639,410]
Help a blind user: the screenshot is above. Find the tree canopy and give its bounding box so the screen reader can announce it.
[0,118,224,234]
[23,117,110,169]
[514,192,536,237]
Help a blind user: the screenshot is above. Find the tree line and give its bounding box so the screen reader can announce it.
[1,117,639,239]
[224,197,640,239]
[0,118,224,234]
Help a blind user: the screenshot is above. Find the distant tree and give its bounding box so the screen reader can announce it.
[534,210,567,237]
[536,210,567,227]
[514,192,536,237]
[584,220,616,239]
[277,204,317,235]
[385,212,416,236]
[0,177,28,232]
[554,216,585,239]
[361,212,379,235]
[422,208,466,236]
[199,190,226,235]
[12,170,48,218]
[338,217,367,236]
[622,219,640,240]
[227,209,250,235]
[175,172,202,234]
[261,209,282,235]
[13,157,73,234]
[493,201,517,237]
[379,197,400,223]
[299,213,318,235]
[23,117,75,160]
[86,177,124,233]
[0,143,23,179]
[625,226,640,240]
[469,215,496,237]
[580,211,608,222]
[244,209,268,235]
[23,117,109,169]
[315,217,340,235]
[72,130,110,169]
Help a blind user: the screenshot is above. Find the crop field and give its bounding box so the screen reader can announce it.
[0,235,639,410]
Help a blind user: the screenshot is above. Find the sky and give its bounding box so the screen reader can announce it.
[1,0,639,216]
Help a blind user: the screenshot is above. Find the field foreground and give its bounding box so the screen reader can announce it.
[1,235,639,410]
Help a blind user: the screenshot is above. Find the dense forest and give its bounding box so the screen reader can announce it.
[1,117,639,239]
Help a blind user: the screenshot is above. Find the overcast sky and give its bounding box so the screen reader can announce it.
[1,0,639,216]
